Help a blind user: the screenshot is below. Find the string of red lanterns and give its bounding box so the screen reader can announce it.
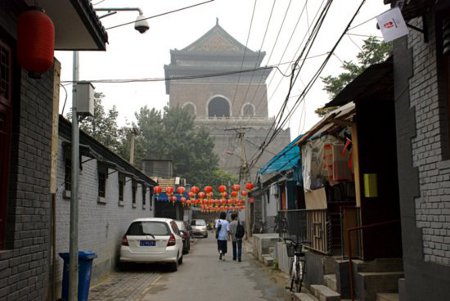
[152,183,255,212]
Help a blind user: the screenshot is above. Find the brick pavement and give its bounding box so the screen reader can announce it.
[88,271,161,301]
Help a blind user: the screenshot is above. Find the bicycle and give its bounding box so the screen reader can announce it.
[274,214,289,239]
[284,238,308,293]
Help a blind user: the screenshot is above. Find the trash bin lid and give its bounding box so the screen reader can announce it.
[59,251,97,260]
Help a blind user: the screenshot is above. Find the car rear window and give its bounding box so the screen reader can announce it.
[127,221,170,236]
[192,219,206,226]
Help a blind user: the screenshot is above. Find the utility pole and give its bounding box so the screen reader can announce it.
[225,127,251,236]
[129,125,139,165]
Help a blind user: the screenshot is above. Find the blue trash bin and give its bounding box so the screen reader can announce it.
[59,251,97,301]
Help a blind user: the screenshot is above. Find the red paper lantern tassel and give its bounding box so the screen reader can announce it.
[17,8,55,78]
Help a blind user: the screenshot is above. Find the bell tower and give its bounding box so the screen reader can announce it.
[164,22,290,179]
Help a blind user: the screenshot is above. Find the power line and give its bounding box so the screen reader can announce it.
[104,0,216,31]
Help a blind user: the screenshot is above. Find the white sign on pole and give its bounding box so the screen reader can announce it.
[376,7,409,42]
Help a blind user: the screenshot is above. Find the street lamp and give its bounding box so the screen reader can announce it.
[69,8,148,301]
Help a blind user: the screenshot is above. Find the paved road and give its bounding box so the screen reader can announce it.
[89,235,287,301]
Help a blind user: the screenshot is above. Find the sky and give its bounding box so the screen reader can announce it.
[56,0,390,140]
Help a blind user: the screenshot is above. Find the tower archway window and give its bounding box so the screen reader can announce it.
[208,97,230,117]
[183,103,196,116]
[243,104,255,117]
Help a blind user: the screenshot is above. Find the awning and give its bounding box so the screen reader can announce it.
[258,134,302,176]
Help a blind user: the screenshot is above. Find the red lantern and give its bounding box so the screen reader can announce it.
[245,182,254,191]
[190,186,200,194]
[241,190,248,197]
[204,186,213,194]
[198,192,205,200]
[231,184,241,191]
[218,185,227,193]
[166,186,174,195]
[17,8,55,78]
[231,191,238,198]
[153,186,162,195]
[176,186,185,195]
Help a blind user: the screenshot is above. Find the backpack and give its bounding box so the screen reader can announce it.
[235,221,245,239]
[215,222,222,239]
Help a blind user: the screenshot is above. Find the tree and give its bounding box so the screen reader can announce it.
[129,105,222,187]
[66,92,121,152]
[321,36,392,103]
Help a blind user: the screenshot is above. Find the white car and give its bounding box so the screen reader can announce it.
[119,217,184,271]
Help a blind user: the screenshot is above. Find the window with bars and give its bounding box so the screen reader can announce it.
[142,186,146,208]
[118,173,125,202]
[98,163,108,199]
[132,180,137,206]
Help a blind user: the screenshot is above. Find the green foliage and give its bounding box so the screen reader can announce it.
[66,92,121,152]
[321,36,392,100]
[129,105,222,186]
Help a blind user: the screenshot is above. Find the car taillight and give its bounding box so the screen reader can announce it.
[121,235,129,246]
[167,234,176,246]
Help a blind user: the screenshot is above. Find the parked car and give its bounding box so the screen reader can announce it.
[174,220,191,254]
[119,217,183,271]
[190,219,208,238]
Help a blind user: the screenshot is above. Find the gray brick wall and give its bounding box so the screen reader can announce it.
[0,57,54,300]
[54,138,155,289]
[408,17,450,266]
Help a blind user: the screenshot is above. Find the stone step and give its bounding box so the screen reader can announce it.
[262,255,274,266]
[377,293,399,301]
[356,271,403,301]
[324,274,337,291]
[294,292,319,301]
[310,284,340,301]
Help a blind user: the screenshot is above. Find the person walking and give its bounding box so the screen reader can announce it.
[229,213,245,262]
[215,212,230,260]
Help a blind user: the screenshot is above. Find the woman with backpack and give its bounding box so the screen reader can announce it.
[215,212,230,260]
[229,213,245,262]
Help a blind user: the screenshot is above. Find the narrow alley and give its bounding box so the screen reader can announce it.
[88,236,288,301]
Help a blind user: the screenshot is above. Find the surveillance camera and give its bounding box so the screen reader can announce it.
[134,14,149,34]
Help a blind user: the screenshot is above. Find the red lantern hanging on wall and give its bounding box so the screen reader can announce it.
[17,8,55,78]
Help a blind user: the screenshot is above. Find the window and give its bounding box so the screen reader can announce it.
[0,38,12,250]
[64,157,71,192]
[132,179,137,207]
[142,185,146,208]
[118,173,125,203]
[183,103,196,116]
[208,96,230,117]
[242,103,255,117]
[98,163,108,199]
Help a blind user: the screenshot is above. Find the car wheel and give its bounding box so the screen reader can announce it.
[170,260,178,272]
[117,261,128,271]
[205,233,208,238]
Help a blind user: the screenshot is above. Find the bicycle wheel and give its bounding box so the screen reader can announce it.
[290,261,302,293]
[294,259,305,293]
[289,261,296,291]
